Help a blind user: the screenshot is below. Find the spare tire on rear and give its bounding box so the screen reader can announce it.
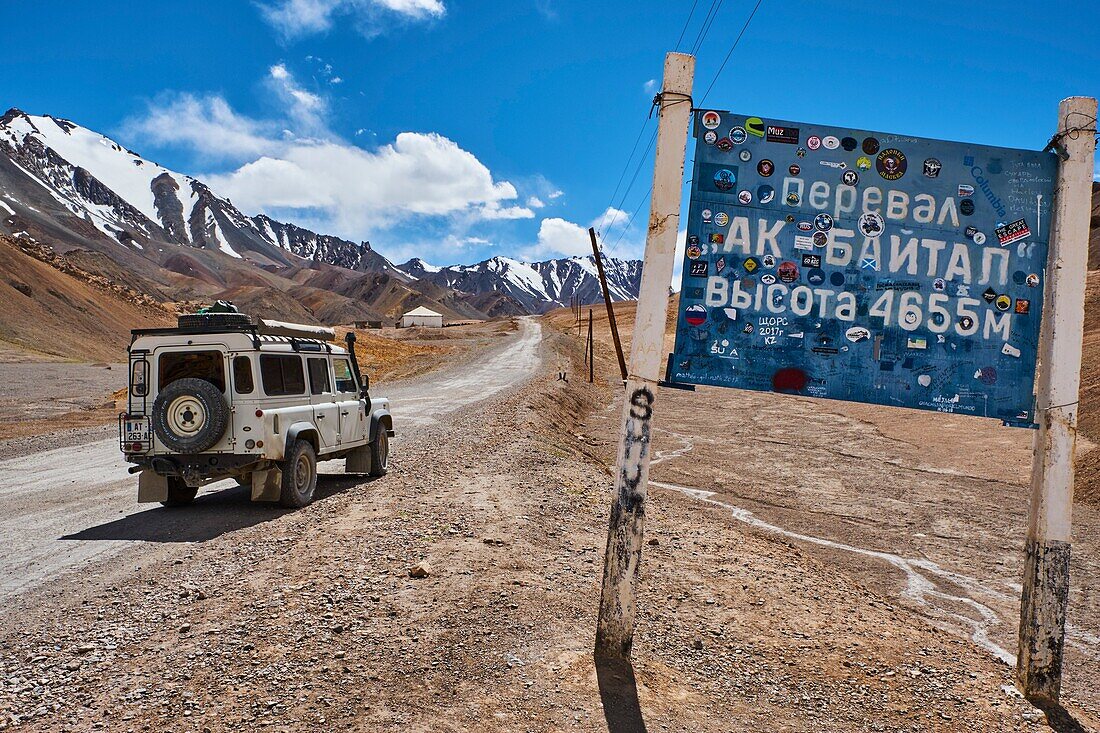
[152,378,229,453]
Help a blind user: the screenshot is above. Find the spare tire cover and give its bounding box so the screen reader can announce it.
[152,378,230,453]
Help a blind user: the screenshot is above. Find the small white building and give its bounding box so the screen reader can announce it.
[400,306,444,328]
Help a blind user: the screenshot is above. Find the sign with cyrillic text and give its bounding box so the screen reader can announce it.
[672,111,1058,426]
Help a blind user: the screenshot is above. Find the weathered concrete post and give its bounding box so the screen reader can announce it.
[1017,96,1097,705]
[595,52,694,658]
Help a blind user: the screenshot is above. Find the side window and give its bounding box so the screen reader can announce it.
[233,355,254,394]
[333,358,358,394]
[308,358,331,395]
[159,350,226,392]
[260,355,305,396]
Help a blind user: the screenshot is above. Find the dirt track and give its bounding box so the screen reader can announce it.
[0,318,540,601]
[0,314,1096,732]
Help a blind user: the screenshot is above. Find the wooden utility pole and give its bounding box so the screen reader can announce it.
[1017,96,1097,706]
[595,52,694,658]
[588,309,594,383]
[590,227,628,384]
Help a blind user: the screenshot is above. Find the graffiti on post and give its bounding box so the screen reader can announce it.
[618,386,654,511]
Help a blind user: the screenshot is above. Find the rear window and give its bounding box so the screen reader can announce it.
[233,355,255,394]
[260,355,305,396]
[308,358,331,395]
[159,351,225,392]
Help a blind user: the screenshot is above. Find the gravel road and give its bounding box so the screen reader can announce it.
[0,318,541,602]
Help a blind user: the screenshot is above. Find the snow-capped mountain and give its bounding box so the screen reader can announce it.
[0,106,640,321]
[398,254,642,314]
[0,108,405,277]
[399,257,443,279]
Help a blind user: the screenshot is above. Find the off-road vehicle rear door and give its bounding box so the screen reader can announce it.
[152,344,234,453]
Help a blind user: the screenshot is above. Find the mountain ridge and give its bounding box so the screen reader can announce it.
[398,254,642,314]
[0,106,642,342]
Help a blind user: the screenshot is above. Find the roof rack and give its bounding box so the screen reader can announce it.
[130,317,339,351]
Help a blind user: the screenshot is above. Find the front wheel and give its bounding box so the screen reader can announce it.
[369,429,389,477]
[279,440,318,508]
[161,477,198,507]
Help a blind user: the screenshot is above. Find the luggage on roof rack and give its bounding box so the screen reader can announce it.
[255,319,336,341]
[177,312,253,329]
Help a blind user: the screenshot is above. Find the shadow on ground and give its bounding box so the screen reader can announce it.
[595,651,647,733]
[59,473,368,543]
[1032,698,1090,733]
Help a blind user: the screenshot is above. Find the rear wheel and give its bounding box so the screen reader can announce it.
[369,429,389,477]
[279,440,318,508]
[161,477,198,507]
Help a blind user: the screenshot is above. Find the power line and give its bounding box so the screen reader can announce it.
[608,183,654,254]
[596,116,653,236]
[598,0,705,238]
[597,0,738,259]
[699,0,765,105]
[673,0,701,51]
[688,0,724,56]
[604,0,766,261]
[603,129,657,257]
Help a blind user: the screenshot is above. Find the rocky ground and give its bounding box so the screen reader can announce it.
[0,315,1090,732]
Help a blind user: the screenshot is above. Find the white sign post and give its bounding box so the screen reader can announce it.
[595,52,695,658]
[1017,95,1097,707]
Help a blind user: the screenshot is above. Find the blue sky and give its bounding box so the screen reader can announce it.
[3,0,1099,266]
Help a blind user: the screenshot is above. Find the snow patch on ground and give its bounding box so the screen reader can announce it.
[206,211,240,259]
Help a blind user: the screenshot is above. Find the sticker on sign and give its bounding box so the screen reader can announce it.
[996,218,1032,246]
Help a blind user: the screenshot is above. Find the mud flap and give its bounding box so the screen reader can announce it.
[137,470,169,503]
[345,445,372,475]
[251,467,283,502]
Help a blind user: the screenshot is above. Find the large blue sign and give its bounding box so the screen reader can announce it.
[672,111,1059,426]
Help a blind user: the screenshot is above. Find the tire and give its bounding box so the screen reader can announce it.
[279,440,318,508]
[177,312,252,329]
[161,477,198,507]
[151,378,229,453]
[369,428,389,477]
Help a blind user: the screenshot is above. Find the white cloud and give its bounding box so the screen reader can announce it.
[206,132,531,235]
[259,0,444,38]
[526,196,545,209]
[128,73,531,238]
[267,64,326,133]
[533,217,590,258]
[594,206,629,232]
[643,79,657,96]
[377,234,490,265]
[122,94,278,162]
[523,206,635,260]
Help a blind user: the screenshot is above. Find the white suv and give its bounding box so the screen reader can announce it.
[119,311,393,508]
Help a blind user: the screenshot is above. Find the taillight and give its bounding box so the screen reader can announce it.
[131,442,143,451]
[255,409,264,417]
